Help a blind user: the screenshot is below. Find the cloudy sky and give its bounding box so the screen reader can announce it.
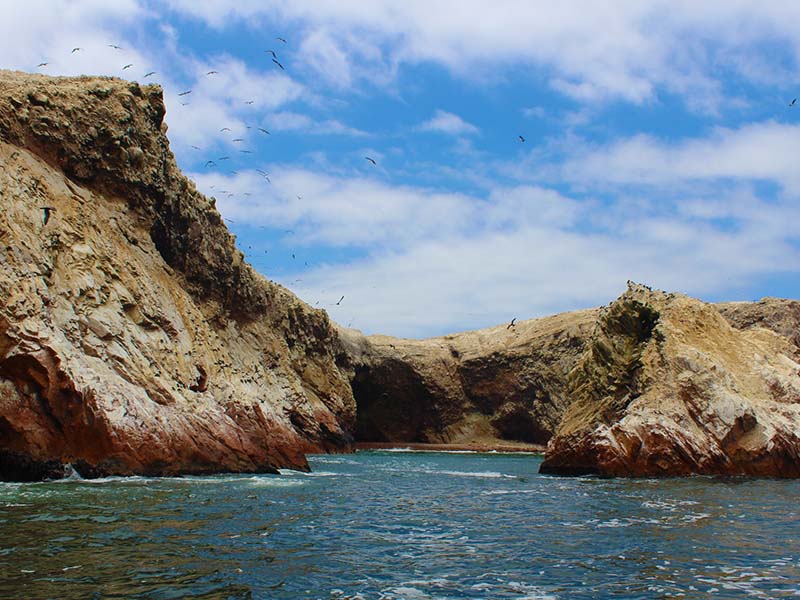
[3,1,799,337]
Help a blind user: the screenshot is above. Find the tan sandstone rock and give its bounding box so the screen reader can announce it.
[0,70,355,480]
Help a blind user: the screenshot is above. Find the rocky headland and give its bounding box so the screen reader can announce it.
[0,70,354,480]
[1,70,798,480]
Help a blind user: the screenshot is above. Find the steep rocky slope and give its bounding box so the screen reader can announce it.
[540,284,800,477]
[339,307,598,448]
[0,71,355,480]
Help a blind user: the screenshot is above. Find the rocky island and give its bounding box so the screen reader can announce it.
[1,70,798,480]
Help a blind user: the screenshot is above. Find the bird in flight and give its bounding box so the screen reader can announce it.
[218,156,231,161]
[232,138,244,142]
[365,157,377,165]
[178,90,192,96]
[220,127,231,132]
[190,145,201,150]
[507,318,517,330]
[239,150,253,154]
[518,135,525,143]
[71,47,82,53]
[108,44,123,50]
[244,100,254,105]
[272,58,285,70]
[37,62,48,68]
[122,64,133,70]
[265,50,277,58]
[206,70,218,76]
[204,160,217,168]
[258,128,270,135]
[40,206,56,225]
[336,295,345,306]
[276,37,287,43]
[791,98,797,107]
[143,71,156,78]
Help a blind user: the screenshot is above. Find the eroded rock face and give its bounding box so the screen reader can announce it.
[0,71,355,480]
[540,284,800,477]
[339,308,598,448]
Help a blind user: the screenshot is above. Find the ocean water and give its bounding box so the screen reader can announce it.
[1,451,799,599]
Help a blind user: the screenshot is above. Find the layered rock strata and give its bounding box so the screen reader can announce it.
[540,284,800,477]
[0,71,355,480]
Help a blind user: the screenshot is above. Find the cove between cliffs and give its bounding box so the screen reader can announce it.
[1,70,799,481]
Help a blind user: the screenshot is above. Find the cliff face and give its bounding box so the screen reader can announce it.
[0,71,355,480]
[540,284,800,477]
[339,308,598,448]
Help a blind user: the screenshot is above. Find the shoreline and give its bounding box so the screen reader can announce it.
[354,441,546,454]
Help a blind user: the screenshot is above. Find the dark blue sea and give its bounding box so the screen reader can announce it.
[1,451,799,599]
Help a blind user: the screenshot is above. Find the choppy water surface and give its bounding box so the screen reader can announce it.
[1,451,799,599]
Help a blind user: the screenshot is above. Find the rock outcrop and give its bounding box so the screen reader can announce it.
[339,307,597,449]
[0,71,355,480]
[540,284,800,477]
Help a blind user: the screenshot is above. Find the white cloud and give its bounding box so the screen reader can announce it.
[417,110,479,136]
[265,111,368,136]
[163,1,800,109]
[556,121,800,193]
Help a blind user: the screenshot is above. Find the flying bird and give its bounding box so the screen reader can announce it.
[336,296,345,305]
[244,100,254,104]
[507,318,517,330]
[518,135,525,143]
[232,138,244,142]
[220,127,231,132]
[143,71,156,78]
[204,160,216,168]
[71,47,82,53]
[258,128,271,135]
[37,62,48,67]
[276,37,287,43]
[178,90,192,96]
[266,50,277,58]
[190,145,201,150]
[218,156,231,160]
[108,44,123,50]
[122,64,133,70]
[206,70,218,75]
[40,206,56,225]
[791,98,797,107]
[365,157,377,165]
[239,150,253,154]
[272,58,285,70]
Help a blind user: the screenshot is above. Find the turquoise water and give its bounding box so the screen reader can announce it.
[1,451,799,599]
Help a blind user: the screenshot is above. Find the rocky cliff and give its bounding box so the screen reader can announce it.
[540,284,800,477]
[0,70,355,480]
[339,308,598,449]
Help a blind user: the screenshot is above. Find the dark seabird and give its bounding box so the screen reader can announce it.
[258,128,271,135]
[37,62,48,67]
[336,295,344,305]
[220,127,231,132]
[122,63,133,70]
[276,37,287,43]
[40,206,56,225]
[365,157,377,165]
[791,98,797,107]
[190,145,201,150]
[206,70,218,76]
[519,135,525,142]
[507,318,517,329]
[204,160,217,168]
[178,90,192,96]
[108,44,123,50]
[143,71,156,78]
[266,50,277,58]
[272,58,285,70]
[244,100,254,104]
[71,47,82,53]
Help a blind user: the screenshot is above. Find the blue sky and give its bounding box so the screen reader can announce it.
[3,1,799,337]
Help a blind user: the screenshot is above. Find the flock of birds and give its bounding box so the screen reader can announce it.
[34,40,800,330]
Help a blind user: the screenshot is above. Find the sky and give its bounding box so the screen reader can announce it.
[2,0,799,338]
